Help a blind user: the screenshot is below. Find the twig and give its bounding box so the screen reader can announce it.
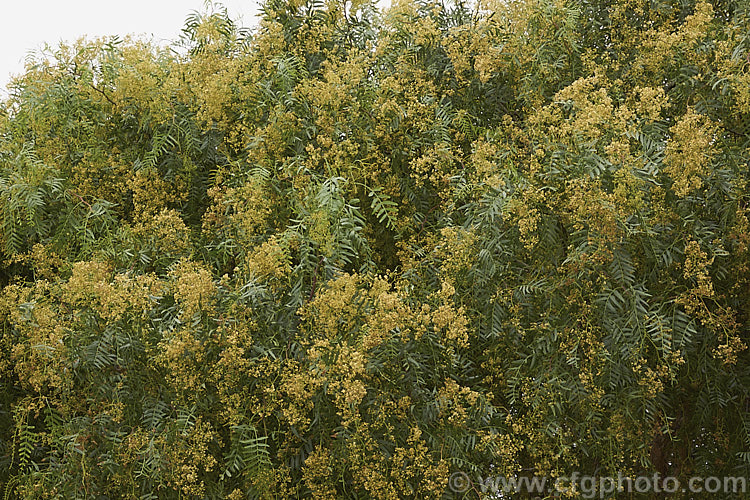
[89,83,116,106]
[417,201,442,238]
[68,190,91,209]
[309,255,324,301]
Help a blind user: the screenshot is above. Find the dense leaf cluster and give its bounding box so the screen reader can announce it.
[2,0,750,498]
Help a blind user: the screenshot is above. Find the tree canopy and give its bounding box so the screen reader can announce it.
[2,0,750,497]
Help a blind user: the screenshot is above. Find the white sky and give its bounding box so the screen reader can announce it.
[0,0,261,93]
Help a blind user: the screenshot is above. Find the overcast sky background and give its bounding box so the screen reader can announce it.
[0,0,262,93]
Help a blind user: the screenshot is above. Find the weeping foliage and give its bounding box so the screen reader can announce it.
[1,0,750,498]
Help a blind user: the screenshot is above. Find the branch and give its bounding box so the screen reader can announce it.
[67,190,91,209]
[89,83,116,106]
[417,202,442,238]
[309,255,325,301]
[720,123,747,140]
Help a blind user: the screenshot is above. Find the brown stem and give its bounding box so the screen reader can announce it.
[68,190,91,209]
[88,83,116,106]
[309,255,325,301]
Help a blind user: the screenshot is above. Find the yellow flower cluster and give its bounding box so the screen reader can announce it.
[131,208,192,259]
[244,236,291,285]
[714,335,747,366]
[156,327,207,399]
[170,259,216,319]
[433,227,477,278]
[682,239,715,298]
[391,427,449,496]
[107,39,183,123]
[128,167,187,221]
[302,446,337,500]
[436,378,479,425]
[160,418,219,497]
[361,277,411,351]
[429,280,469,348]
[62,261,161,321]
[300,273,362,340]
[8,299,69,393]
[637,1,714,76]
[664,109,716,197]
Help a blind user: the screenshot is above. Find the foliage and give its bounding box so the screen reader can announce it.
[2,0,750,498]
